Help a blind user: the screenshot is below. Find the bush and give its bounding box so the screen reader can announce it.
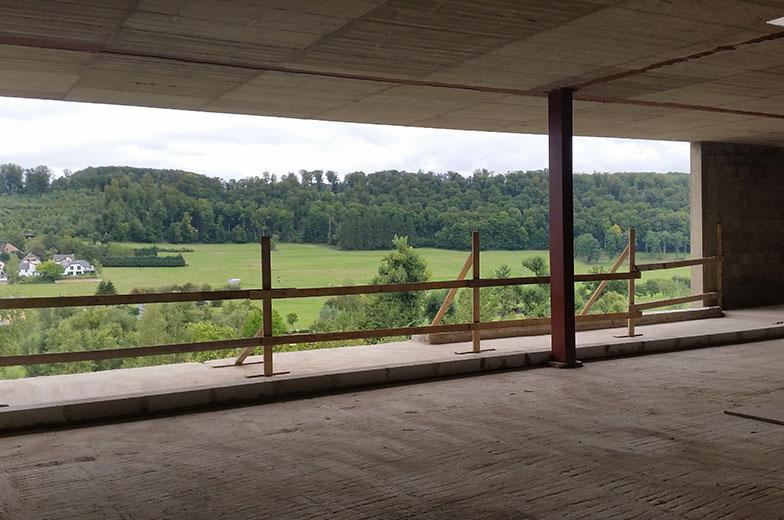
[133,247,158,257]
[102,254,186,267]
[157,247,194,253]
[95,280,118,295]
[574,233,602,263]
[37,261,64,282]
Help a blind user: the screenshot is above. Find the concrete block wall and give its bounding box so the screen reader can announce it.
[691,142,784,308]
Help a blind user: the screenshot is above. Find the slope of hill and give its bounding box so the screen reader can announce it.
[0,165,690,253]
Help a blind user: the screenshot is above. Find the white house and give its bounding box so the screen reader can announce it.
[19,253,41,277]
[53,254,96,276]
[60,259,96,277]
[0,260,6,281]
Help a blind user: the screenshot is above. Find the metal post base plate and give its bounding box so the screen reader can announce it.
[454,348,497,355]
[245,371,291,379]
[547,360,583,369]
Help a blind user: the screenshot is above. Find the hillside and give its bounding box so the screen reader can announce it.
[0,165,690,253]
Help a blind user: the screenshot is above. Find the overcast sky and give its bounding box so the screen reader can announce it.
[0,96,689,180]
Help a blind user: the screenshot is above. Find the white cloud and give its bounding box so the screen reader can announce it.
[0,96,689,179]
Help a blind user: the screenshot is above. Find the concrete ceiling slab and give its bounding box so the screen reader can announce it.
[0,0,783,144]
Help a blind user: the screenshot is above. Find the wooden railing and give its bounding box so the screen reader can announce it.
[0,228,722,376]
[574,225,723,337]
[627,224,723,336]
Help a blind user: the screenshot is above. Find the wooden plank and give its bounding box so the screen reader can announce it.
[265,273,636,298]
[574,272,639,282]
[0,273,644,312]
[262,323,473,346]
[266,279,471,299]
[578,311,635,322]
[262,312,637,346]
[431,252,472,325]
[580,245,629,315]
[261,236,274,377]
[473,276,549,287]
[477,312,633,330]
[471,231,481,353]
[234,327,262,366]
[477,317,551,330]
[628,228,637,337]
[0,289,253,310]
[636,256,719,271]
[0,337,263,367]
[632,292,720,312]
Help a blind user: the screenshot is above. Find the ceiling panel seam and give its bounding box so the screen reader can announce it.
[65,0,142,99]
[573,30,784,90]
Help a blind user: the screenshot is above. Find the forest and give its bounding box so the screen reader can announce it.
[0,164,690,256]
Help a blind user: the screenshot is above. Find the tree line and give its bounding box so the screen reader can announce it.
[0,164,690,255]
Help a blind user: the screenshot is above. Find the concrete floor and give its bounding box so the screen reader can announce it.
[1,340,783,519]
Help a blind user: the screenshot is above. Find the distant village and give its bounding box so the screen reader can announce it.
[0,242,96,282]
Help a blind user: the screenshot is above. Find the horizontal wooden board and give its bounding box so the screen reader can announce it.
[0,337,262,367]
[0,271,643,310]
[632,292,720,312]
[636,256,720,271]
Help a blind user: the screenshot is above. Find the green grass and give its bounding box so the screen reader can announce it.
[0,243,691,325]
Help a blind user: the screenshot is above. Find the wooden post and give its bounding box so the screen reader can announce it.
[580,244,630,316]
[261,236,274,376]
[471,231,480,353]
[431,252,473,326]
[235,238,270,366]
[716,223,723,309]
[627,228,637,336]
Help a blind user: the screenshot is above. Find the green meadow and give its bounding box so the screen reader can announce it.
[0,243,691,325]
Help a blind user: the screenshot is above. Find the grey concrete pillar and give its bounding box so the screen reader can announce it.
[691,142,784,309]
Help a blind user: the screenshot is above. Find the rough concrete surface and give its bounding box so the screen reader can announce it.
[3,306,784,432]
[1,340,783,519]
[2,3,784,144]
[692,142,784,309]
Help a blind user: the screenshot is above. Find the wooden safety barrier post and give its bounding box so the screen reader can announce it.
[235,237,270,366]
[472,231,481,353]
[627,228,638,337]
[431,252,473,326]
[261,236,274,376]
[716,223,723,309]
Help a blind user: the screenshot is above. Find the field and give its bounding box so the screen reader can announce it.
[0,243,691,325]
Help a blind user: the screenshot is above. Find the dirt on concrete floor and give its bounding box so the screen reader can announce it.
[1,340,783,519]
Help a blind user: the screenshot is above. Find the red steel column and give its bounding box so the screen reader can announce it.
[548,88,579,368]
